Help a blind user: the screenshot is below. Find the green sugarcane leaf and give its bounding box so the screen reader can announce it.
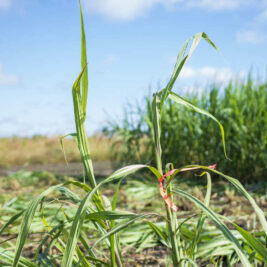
[183,165,267,236]
[146,221,169,247]
[152,93,163,174]
[76,214,152,266]
[79,0,88,116]
[232,223,267,263]
[0,248,38,267]
[12,184,63,267]
[168,91,228,159]
[0,210,24,236]
[61,164,147,267]
[85,211,137,221]
[60,133,78,167]
[190,172,212,257]
[160,32,218,106]
[173,188,251,267]
[178,257,198,267]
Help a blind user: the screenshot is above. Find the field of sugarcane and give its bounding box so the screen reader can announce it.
[104,79,267,184]
[0,2,266,267]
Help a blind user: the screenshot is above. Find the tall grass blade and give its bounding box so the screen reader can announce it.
[110,179,124,267]
[72,67,96,188]
[160,32,218,106]
[152,93,162,174]
[190,172,212,257]
[79,0,88,117]
[60,133,78,166]
[160,39,190,107]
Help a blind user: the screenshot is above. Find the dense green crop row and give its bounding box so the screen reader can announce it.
[105,79,267,182]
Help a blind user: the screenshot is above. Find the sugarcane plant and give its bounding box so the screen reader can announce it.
[1,1,267,267]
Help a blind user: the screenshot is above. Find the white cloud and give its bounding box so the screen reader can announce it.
[104,54,116,64]
[82,0,253,21]
[0,64,19,86]
[82,0,164,21]
[186,0,249,10]
[0,0,11,8]
[256,10,267,23]
[236,30,266,44]
[180,66,246,84]
[179,66,195,78]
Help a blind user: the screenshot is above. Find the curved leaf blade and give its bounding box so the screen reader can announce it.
[232,223,267,263]
[183,165,267,236]
[168,91,228,159]
[61,164,147,267]
[160,32,219,106]
[173,188,251,267]
[85,211,137,221]
[12,184,62,267]
[79,0,88,116]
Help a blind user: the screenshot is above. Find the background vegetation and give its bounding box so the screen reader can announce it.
[0,135,113,167]
[104,78,267,183]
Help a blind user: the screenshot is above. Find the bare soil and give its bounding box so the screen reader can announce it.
[0,161,115,177]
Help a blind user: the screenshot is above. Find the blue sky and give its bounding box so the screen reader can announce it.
[0,0,267,137]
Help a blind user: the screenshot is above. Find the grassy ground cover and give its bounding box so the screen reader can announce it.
[0,171,266,266]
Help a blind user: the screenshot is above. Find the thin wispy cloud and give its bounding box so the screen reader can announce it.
[255,10,267,23]
[0,0,11,9]
[82,0,164,21]
[185,0,251,11]
[0,64,19,86]
[236,30,266,44]
[104,54,116,65]
[180,66,247,84]
[82,0,255,21]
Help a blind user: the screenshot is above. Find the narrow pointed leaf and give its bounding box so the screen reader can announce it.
[146,221,169,247]
[61,164,147,267]
[182,165,267,236]
[93,214,151,247]
[168,91,228,158]
[152,93,162,173]
[12,184,62,267]
[232,223,267,263]
[79,0,88,116]
[0,248,38,267]
[190,172,212,257]
[173,189,251,267]
[0,210,24,236]
[160,32,218,106]
[161,38,190,106]
[72,66,96,188]
[60,133,78,166]
[85,211,137,221]
[76,214,151,266]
